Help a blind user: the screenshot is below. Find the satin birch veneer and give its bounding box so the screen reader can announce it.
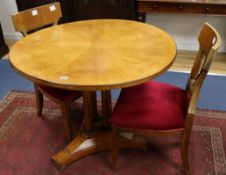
[10,19,176,90]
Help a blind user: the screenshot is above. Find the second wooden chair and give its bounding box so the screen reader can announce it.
[111,23,221,174]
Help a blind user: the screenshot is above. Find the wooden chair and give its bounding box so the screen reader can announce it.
[12,2,62,36]
[11,2,82,142]
[111,23,221,174]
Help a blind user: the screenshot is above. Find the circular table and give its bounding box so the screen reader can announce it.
[10,19,176,90]
[9,19,176,168]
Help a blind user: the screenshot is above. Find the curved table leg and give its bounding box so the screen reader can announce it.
[52,91,147,169]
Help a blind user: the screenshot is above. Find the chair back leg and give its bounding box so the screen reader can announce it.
[34,83,43,116]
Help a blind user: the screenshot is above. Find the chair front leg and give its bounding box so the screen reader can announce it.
[34,83,43,116]
[111,126,120,170]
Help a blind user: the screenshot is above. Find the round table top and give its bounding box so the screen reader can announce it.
[9,19,176,90]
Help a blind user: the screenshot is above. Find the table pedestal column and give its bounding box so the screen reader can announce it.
[52,90,147,168]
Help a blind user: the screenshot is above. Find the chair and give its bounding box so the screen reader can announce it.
[111,23,221,174]
[11,2,82,142]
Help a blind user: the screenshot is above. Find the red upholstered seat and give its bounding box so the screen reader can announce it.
[38,85,82,102]
[112,81,189,130]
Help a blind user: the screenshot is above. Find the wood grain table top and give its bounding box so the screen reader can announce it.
[9,19,176,90]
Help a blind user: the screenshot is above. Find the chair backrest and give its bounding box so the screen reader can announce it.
[186,23,221,116]
[12,2,62,36]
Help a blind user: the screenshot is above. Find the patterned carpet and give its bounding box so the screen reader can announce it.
[0,91,226,175]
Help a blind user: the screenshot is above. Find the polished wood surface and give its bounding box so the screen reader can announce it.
[9,19,176,168]
[73,0,136,20]
[5,39,226,75]
[10,19,176,91]
[111,23,222,175]
[137,0,226,22]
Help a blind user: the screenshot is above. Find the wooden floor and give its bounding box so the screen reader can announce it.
[170,50,226,75]
[3,40,226,75]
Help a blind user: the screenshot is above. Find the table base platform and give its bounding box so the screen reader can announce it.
[52,132,147,169]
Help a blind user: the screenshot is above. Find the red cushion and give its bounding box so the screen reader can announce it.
[38,85,82,102]
[112,81,189,130]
